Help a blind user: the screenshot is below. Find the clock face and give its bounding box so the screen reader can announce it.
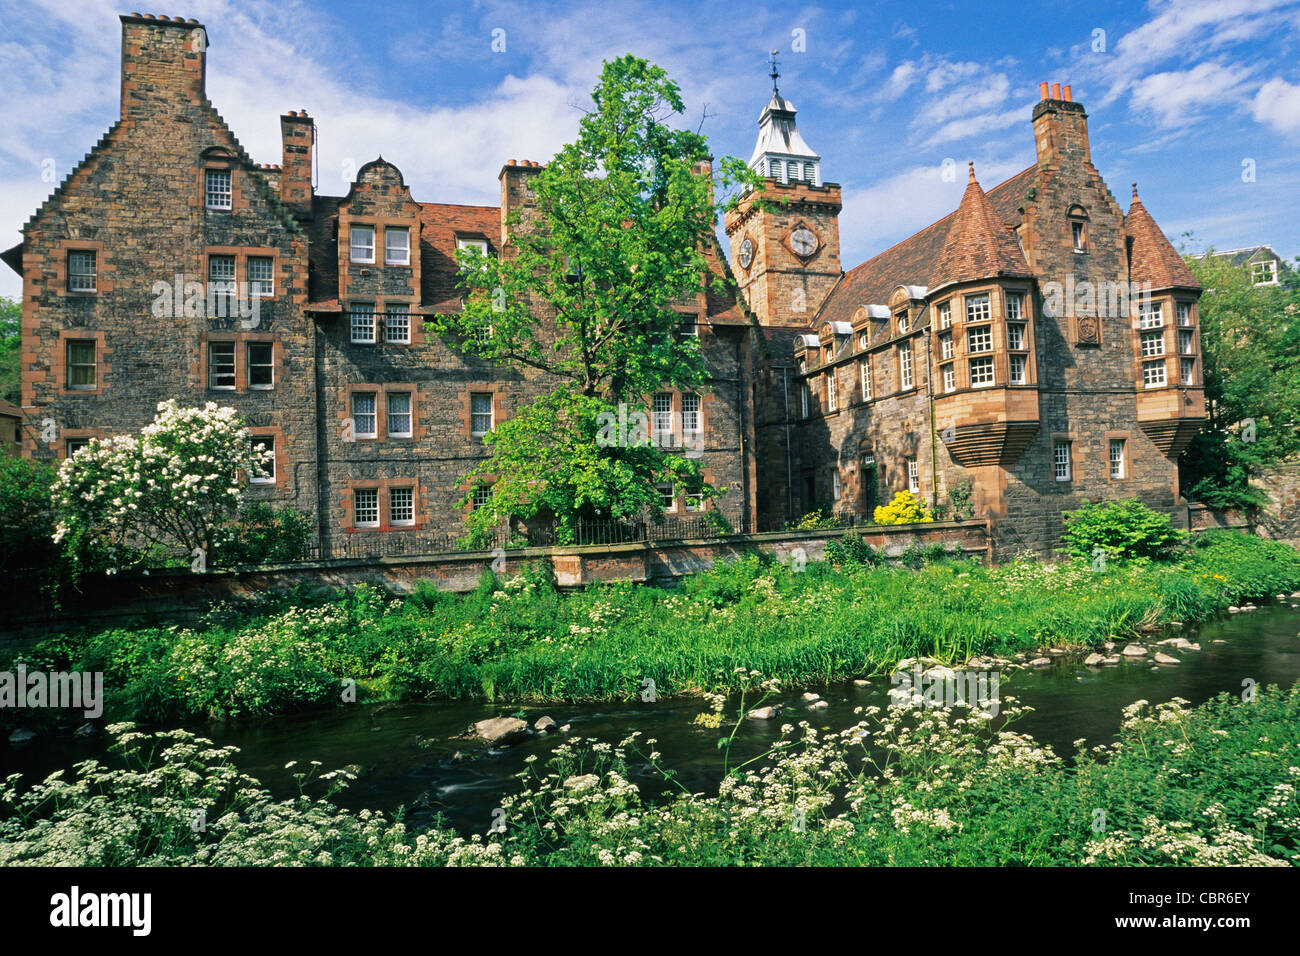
[790,227,818,257]
[738,238,754,270]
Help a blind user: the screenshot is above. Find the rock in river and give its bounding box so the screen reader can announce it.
[1121,644,1149,658]
[474,716,530,746]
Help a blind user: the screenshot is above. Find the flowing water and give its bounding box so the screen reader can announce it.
[6,605,1300,835]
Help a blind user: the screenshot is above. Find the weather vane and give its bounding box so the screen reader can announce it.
[769,50,780,92]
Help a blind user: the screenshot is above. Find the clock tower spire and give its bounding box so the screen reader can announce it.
[725,63,842,328]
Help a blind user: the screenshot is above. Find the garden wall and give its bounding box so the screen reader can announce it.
[1252,462,1300,546]
[0,520,991,647]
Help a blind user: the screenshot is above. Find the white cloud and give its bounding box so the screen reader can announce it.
[1128,61,1254,125]
[1252,76,1300,132]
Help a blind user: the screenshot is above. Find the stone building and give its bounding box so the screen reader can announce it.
[730,79,1205,556]
[3,15,1204,559]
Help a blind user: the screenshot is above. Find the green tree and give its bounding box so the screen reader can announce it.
[0,455,64,595]
[0,295,20,405]
[432,55,760,541]
[1181,250,1300,506]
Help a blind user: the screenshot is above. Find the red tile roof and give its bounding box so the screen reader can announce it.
[1126,186,1199,291]
[815,165,1038,327]
[930,164,1033,291]
[418,202,500,313]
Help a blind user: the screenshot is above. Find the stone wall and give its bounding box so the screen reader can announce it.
[1251,463,1300,544]
[0,520,991,647]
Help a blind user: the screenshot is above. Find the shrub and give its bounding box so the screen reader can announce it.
[1061,498,1185,562]
[824,530,881,568]
[0,455,66,597]
[788,508,845,531]
[213,502,313,566]
[873,491,933,526]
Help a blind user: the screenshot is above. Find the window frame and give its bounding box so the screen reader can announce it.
[969,355,995,388]
[353,488,380,528]
[1109,438,1126,480]
[384,304,411,345]
[208,341,237,390]
[205,169,232,211]
[351,392,378,438]
[387,391,413,438]
[66,251,97,293]
[249,435,275,485]
[65,339,97,390]
[247,341,274,390]
[388,486,415,526]
[350,303,376,344]
[470,392,494,438]
[350,224,376,264]
[384,226,411,266]
[1053,441,1072,482]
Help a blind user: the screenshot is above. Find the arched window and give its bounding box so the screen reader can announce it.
[1068,204,1089,254]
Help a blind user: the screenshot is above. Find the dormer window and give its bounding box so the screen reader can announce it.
[205,169,232,210]
[457,237,489,257]
[896,312,909,335]
[1251,259,1279,285]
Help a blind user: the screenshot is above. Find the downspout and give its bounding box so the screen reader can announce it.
[735,334,749,532]
[782,366,793,524]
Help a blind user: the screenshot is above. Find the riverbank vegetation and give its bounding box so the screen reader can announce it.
[9,529,1300,727]
[3,682,1297,866]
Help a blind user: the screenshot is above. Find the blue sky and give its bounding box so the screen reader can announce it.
[2,0,1300,299]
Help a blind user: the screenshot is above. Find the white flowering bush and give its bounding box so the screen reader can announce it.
[51,400,268,570]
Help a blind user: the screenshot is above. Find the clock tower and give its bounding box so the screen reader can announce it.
[725,56,842,328]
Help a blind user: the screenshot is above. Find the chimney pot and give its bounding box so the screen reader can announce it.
[1051,83,1061,99]
[1063,85,1073,102]
[1039,81,1049,99]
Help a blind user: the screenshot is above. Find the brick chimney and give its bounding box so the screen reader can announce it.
[1032,80,1090,171]
[498,160,543,250]
[279,110,315,218]
[119,14,207,119]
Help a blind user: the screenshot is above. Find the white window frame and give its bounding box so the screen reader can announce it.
[1009,353,1027,385]
[1071,220,1086,253]
[1005,293,1023,321]
[942,363,956,393]
[387,392,412,438]
[389,486,415,526]
[967,324,993,354]
[1181,357,1196,385]
[1251,260,1279,285]
[899,345,913,390]
[860,357,872,400]
[471,392,494,437]
[938,301,952,330]
[209,255,237,315]
[1177,302,1193,326]
[965,293,990,324]
[1138,301,1164,329]
[940,332,954,360]
[906,458,919,494]
[800,381,810,418]
[832,469,842,501]
[350,304,376,344]
[1054,441,1072,482]
[384,227,410,266]
[384,304,411,344]
[1140,330,1165,357]
[682,393,701,435]
[652,392,674,435]
[249,436,275,484]
[1179,330,1195,354]
[248,256,274,297]
[354,488,380,528]
[656,482,676,513]
[205,169,232,210]
[350,225,375,264]
[352,392,377,438]
[1109,439,1126,479]
[969,356,995,388]
[826,370,838,411]
[1143,359,1167,388]
[1007,323,1026,351]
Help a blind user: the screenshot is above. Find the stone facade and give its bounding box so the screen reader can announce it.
[3,19,1205,560]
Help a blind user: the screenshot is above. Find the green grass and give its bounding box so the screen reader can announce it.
[8,529,1300,726]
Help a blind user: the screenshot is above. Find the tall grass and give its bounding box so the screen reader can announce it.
[9,530,1300,724]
